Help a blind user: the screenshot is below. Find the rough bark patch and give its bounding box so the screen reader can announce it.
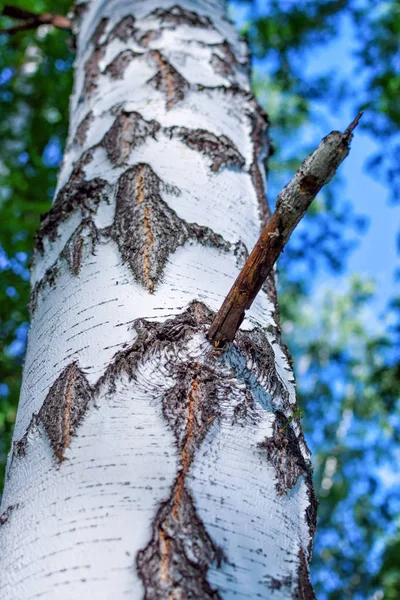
[35,151,108,252]
[258,411,310,496]
[14,363,93,463]
[30,263,59,315]
[101,111,160,166]
[149,5,213,29]
[73,111,94,146]
[80,18,108,99]
[136,483,222,599]
[112,164,231,293]
[170,127,245,172]
[305,482,319,558]
[108,15,137,43]
[61,218,99,276]
[104,49,142,80]
[210,41,247,80]
[148,50,189,110]
[235,327,288,400]
[296,548,317,600]
[95,302,215,394]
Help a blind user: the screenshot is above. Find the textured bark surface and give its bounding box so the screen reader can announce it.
[0,1,317,599]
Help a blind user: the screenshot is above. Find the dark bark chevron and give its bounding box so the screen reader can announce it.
[61,218,98,276]
[13,362,93,463]
[148,50,190,110]
[112,164,232,293]
[101,110,160,166]
[104,49,142,79]
[73,110,93,146]
[149,5,213,29]
[169,127,245,172]
[108,15,137,43]
[35,150,109,253]
[82,18,108,97]
[210,41,250,80]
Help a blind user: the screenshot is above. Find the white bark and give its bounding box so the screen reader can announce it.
[0,2,317,598]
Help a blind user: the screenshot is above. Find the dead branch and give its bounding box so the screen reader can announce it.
[207,113,363,347]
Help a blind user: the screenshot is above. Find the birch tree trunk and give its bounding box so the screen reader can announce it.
[0,1,317,598]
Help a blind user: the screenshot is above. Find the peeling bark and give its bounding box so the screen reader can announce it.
[0,2,317,599]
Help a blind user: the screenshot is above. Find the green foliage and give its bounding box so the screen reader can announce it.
[280,276,400,598]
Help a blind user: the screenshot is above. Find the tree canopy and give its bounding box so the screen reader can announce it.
[0,1,399,598]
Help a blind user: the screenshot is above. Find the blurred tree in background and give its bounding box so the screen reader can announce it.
[0,1,399,598]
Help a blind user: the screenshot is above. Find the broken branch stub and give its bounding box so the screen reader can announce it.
[208,113,362,346]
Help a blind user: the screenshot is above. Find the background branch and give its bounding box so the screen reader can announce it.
[0,5,72,34]
[207,113,363,347]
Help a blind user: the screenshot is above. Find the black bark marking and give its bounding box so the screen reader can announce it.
[104,49,142,79]
[112,164,231,293]
[35,151,108,253]
[249,107,271,227]
[107,15,160,48]
[305,481,319,559]
[61,218,99,276]
[211,52,234,78]
[91,17,107,45]
[108,15,136,43]
[149,5,213,29]
[73,111,93,146]
[266,575,294,592]
[29,263,59,315]
[235,328,288,400]
[112,164,183,293]
[101,111,160,166]
[170,127,245,172]
[296,548,317,600]
[148,50,189,110]
[197,82,253,100]
[210,41,249,80]
[81,18,108,98]
[258,411,310,496]
[0,504,18,527]
[136,484,222,599]
[13,363,93,463]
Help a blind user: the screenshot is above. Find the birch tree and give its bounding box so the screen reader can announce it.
[0,1,355,597]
